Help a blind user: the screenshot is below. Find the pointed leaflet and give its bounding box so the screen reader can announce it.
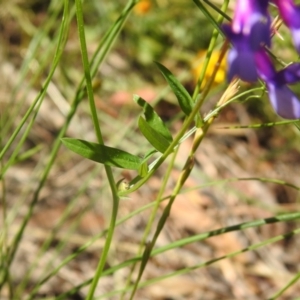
[138,161,148,177]
[61,138,142,170]
[137,148,157,177]
[155,62,194,116]
[134,95,173,142]
[138,116,171,153]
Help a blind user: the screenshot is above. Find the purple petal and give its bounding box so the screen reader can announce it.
[222,24,242,45]
[276,63,300,84]
[274,0,300,53]
[255,50,276,82]
[274,0,300,28]
[256,51,300,119]
[249,13,271,48]
[222,24,262,82]
[227,48,258,82]
[267,83,300,119]
[291,27,300,53]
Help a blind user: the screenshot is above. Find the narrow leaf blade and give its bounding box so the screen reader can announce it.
[138,161,148,177]
[138,117,171,153]
[134,95,173,142]
[61,138,142,170]
[155,62,194,115]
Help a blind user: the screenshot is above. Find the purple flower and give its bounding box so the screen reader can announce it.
[255,50,300,119]
[273,0,300,53]
[222,0,271,82]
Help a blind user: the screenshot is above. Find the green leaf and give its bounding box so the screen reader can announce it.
[61,138,142,170]
[138,116,171,153]
[134,95,173,142]
[155,62,194,116]
[138,161,148,177]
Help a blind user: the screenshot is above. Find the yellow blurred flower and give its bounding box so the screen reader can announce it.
[134,0,152,15]
[192,50,227,89]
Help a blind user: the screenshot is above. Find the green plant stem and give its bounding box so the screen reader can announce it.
[74,0,138,299]
[85,178,119,300]
[75,1,104,144]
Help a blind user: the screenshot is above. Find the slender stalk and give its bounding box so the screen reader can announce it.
[75,1,104,144]
[74,0,138,299]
